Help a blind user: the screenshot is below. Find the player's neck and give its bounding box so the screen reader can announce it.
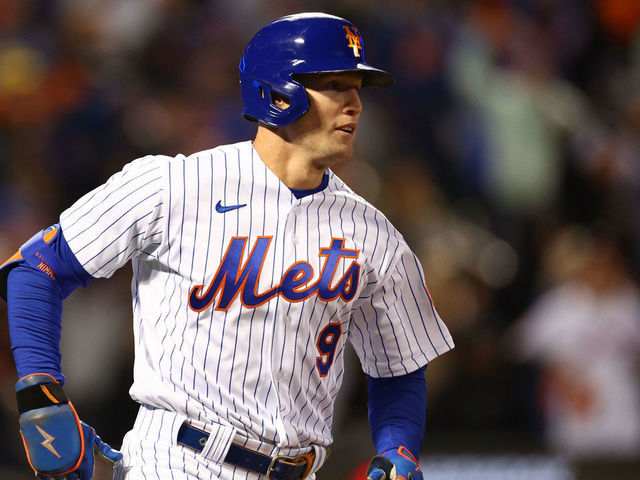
[253,127,327,190]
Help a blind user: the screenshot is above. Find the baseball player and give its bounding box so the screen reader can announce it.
[0,12,453,480]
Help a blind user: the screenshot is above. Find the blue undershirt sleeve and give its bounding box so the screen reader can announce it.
[5,228,93,383]
[367,366,427,458]
[7,265,65,382]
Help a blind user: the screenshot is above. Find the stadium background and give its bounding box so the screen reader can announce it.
[1,1,640,479]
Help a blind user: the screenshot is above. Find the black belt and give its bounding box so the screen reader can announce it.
[177,422,314,480]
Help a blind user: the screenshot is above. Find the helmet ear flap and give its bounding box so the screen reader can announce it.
[258,83,290,112]
[240,79,276,123]
[241,74,310,127]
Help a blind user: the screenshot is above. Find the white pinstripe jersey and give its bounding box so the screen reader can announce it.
[59,140,453,454]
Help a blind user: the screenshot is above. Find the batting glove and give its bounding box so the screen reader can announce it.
[366,446,423,480]
[16,373,122,479]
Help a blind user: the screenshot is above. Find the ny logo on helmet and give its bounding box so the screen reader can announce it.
[342,26,362,58]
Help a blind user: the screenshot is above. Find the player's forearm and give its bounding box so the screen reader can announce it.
[7,264,65,381]
[3,227,93,382]
[367,366,427,457]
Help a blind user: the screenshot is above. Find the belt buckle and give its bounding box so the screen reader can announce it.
[266,452,314,480]
[266,455,288,479]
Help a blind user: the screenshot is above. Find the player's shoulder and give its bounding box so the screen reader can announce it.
[122,152,173,170]
[150,141,254,172]
[180,140,253,163]
[326,170,405,241]
[125,141,252,178]
[325,170,375,209]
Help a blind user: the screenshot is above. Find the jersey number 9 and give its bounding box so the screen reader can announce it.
[316,323,342,377]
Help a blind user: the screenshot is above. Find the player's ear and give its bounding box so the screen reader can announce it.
[271,92,291,110]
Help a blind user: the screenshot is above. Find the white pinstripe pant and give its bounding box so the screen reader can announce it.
[113,405,325,480]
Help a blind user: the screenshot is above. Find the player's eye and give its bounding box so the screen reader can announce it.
[327,80,361,92]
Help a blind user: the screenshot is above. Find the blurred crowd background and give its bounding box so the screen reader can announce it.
[1,0,640,479]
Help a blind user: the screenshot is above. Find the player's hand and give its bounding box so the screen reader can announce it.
[69,421,123,480]
[16,374,122,479]
[366,446,423,480]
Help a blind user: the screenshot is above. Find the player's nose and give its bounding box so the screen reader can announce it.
[343,88,362,116]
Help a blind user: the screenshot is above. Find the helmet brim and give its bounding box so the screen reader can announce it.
[295,65,394,88]
[356,64,395,88]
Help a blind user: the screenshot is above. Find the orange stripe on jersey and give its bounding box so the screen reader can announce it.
[0,250,23,269]
[43,226,59,244]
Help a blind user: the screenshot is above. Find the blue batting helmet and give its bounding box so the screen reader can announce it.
[239,12,394,127]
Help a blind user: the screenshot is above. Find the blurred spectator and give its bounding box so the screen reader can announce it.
[508,224,640,460]
[447,0,588,219]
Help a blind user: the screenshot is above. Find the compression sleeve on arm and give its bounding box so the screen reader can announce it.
[4,226,93,383]
[367,365,427,458]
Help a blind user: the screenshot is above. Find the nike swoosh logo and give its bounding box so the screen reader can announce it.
[215,201,246,213]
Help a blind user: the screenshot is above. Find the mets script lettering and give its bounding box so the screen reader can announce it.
[188,236,360,312]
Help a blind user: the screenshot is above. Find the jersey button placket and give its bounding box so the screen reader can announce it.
[270,200,300,437]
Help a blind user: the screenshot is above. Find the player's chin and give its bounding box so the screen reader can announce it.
[320,136,356,163]
[333,138,356,158]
